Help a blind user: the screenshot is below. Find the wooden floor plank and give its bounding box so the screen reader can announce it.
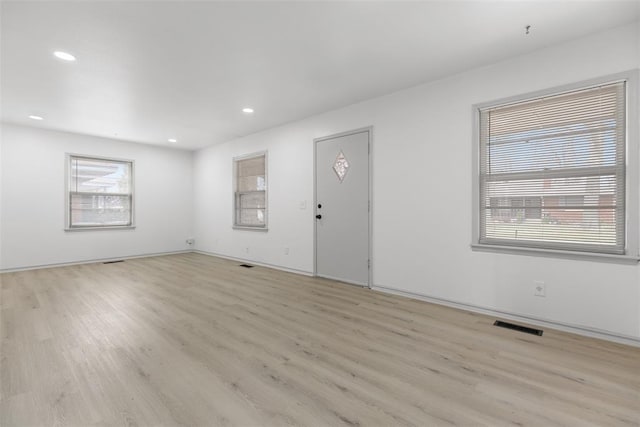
[1,253,639,426]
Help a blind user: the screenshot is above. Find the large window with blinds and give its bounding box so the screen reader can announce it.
[477,80,627,254]
[233,152,267,229]
[67,155,134,229]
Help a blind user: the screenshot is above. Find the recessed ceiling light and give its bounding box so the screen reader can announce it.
[53,51,76,61]
[168,138,177,143]
[242,108,254,113]
[28,115,44,120]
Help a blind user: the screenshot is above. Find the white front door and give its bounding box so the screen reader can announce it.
[315,129,370,286]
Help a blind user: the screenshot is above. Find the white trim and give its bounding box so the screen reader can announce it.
[471,243,639,264]
[65,152,136,165]
[194,250,313,276]
[313,126,374,288]
[65,225,136,232]
[471,70,640,260]
[473,73,633,111]
[373,284,640,348]
[476,77,628,111]
[232,226,269,232]
[0,250,192,273]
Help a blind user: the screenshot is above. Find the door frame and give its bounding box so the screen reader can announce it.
[313,126,373,288]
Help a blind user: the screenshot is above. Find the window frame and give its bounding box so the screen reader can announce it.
[471,71,639,263]
[65,153,135,231]
[232,151,268,231]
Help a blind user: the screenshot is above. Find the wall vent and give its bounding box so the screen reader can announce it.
[494,320,543,336]
[239,264,254,268]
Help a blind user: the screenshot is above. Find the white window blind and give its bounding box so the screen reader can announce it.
[68,156,133,228]
[234,153,267,228]
[478,81,626,254]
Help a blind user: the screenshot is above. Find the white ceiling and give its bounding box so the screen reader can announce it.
[1,1,638,150]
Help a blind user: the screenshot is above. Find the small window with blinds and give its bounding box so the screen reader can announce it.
[234,152,267,229]
[67,155,134,229]
[478,80,626,254]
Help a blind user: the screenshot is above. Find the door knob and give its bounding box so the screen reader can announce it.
[315,214,322,219]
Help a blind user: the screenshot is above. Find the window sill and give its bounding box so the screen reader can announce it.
[470,243,640,264]
[65,225,136,232]
[233,226,268,232]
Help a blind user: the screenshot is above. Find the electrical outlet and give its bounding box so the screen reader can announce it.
[186,238,195,246]
[245,247,249,253]
[284,247,289,255]
[534,281,546,297]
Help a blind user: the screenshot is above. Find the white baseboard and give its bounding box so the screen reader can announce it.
[194,249,314,276]
[373,284,640,348]
[0,250,193,273]
[315,273,368,287]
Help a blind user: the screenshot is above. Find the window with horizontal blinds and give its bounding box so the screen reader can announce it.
[234,153,267,229]
[68,155,133,228]
[478,81,626,254]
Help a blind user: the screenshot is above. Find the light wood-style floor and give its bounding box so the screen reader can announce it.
[1,253,639,426]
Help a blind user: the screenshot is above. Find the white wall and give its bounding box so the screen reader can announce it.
[193,22,640,341]
[0,124,193,270]
[193,128,314,274]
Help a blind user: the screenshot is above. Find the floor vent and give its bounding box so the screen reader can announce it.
[494,320,543,336]
[239,264,254,268]
[103,260,124,264]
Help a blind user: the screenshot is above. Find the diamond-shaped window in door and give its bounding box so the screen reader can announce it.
[332,151,350,183]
